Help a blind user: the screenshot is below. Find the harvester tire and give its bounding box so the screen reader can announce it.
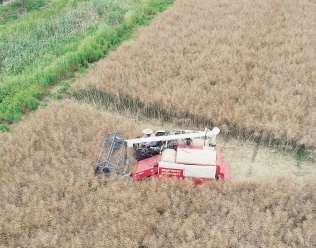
[95,167,102,175]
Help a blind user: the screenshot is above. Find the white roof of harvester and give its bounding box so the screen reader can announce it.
[160,147,217,166]
[176,147,217,166]
[159,147,217,179]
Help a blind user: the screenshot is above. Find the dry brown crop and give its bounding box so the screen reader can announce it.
[2,0,316,246]
[73,0,316,155]
[1,100,316,247]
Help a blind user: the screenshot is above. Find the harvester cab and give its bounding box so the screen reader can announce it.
[95,127,231,182]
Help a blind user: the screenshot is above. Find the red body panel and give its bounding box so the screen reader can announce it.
[131,155,160,180]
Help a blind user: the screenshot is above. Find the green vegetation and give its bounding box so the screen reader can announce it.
[0,0,174,126]
[0,123,10,132]
[0,0,47,24]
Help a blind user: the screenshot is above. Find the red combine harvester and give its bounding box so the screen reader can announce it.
[95,128,230,182]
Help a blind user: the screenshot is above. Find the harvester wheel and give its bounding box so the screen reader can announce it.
[95,167,110,175]
[95,167,102,175]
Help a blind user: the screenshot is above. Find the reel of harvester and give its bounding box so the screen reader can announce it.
[95,133,128,176]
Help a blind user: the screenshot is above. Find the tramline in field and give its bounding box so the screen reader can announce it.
[95,127,230,182]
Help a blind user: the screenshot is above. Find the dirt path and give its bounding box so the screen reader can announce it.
[219,137,315,181]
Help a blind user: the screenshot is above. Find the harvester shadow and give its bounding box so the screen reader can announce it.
[248,133,262,176]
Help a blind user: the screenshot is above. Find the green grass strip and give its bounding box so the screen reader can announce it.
[0,0,175,125]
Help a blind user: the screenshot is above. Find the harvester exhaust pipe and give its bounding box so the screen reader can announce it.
[210,127,220,147]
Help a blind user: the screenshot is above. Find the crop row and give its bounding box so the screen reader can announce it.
[73,0,316,156]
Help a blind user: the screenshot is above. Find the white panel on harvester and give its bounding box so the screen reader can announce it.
[184,165,216,179]
[176,148,217,165]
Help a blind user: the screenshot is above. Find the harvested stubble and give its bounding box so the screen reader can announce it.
[1,100,316,247]
[73,0,316,156]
